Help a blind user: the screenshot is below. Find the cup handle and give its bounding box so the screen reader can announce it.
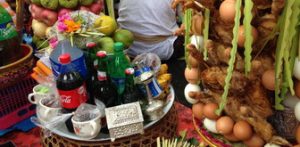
[90,121,99,137]
[28,93,37,104]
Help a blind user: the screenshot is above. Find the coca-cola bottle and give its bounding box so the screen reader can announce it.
[56,53,88,132]
[122,68,145,104]
[94,51,118,108]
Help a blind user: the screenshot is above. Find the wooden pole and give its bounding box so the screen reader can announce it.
[15,0,24,39]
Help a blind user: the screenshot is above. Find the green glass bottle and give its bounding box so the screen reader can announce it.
[0,5,21,66]
[109,42,130,96]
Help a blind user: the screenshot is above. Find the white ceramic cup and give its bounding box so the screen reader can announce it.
[36,97,61,122]
[71,114,101,139]
[28,84,53,105]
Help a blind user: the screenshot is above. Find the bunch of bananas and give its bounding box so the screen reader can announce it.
[157,64,172,91]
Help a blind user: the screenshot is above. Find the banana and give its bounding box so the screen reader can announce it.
[158,64,168,75]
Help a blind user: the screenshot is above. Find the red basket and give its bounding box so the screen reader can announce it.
[0,76,37,130]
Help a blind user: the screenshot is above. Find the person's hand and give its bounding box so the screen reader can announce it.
[173,24,185,36]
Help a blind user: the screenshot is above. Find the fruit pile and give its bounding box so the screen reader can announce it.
[29,0,103,49]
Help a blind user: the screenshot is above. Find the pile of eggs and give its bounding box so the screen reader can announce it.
[192,102,265,146]
[183,0,300,146]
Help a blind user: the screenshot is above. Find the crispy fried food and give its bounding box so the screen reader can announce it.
[246,81,273,118]
[201,67,248,94]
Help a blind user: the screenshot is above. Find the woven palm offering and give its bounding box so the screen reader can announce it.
[174,0,300,146]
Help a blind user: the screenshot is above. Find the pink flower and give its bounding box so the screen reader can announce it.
[49,37,59,49]
[58,13,72,22]
[57,22,67,32]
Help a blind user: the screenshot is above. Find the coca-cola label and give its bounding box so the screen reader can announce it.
[97,71,107,81]
[58,85,87,109]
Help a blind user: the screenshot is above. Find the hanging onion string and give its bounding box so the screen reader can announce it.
[216,0,242,115]
[243,0,254,76]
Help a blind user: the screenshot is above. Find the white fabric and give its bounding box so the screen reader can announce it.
[117,0,179,60]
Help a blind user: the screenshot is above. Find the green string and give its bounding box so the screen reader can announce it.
[184,9,193,68]
[243,0,254,76]
[216,0,242,115]
[274,0,296,110]
[203,8,210,61]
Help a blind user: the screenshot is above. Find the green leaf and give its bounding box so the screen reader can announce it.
[216,0,242,115]
[106,0,115,18]
[203,8,210,61]
[179,130,187,140]
[243,0,254,75]
[274,0,297,110]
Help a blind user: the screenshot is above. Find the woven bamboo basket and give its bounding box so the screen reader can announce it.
[41,105,177,147]
[0,44,34,89]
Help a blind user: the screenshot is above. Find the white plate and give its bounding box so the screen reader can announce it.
[51,86,175,141]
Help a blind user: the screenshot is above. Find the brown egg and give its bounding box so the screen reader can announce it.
[262,69,275,91]
[203,103,220,120]
[294,145,300,147]
[233,120,253,140]
[191,14,204,35]
[243,134,264,147]
[192,103,205,120]
[184,67,200,84]
[237,25,258,47]
[219,0,236,23]
[295,80,300,99]
[188,54,200,68]
[296,125,300,144]
[216,116,234,135]
[224,132,240,142]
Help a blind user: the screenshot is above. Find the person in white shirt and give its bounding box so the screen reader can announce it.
[117,0,184,61]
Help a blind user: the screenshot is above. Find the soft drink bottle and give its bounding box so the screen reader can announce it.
[83,42,98,105]
[56,53,88,133]
[0,5,21,66]
[109,42,130,96]
[122,68,145,104]
[94,51,118,107]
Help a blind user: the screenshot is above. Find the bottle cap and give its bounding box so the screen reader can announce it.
[125,68,134,75]
[96,51,107,58]
[114,42,124,52]
[86,42,97,48]
[59,53,71,64]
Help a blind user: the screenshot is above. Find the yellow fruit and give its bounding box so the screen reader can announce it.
[94,15,117,36]
[158,64,168,75]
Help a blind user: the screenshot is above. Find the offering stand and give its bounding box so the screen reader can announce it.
[41,104,177,147]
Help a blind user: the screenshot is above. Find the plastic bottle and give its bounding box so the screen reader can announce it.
[56,53,88,111]
[50,40,87,79]
[0,5,21,66]
[56,53,88,133]
[94,51,118,107]
[109,42,130,95]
